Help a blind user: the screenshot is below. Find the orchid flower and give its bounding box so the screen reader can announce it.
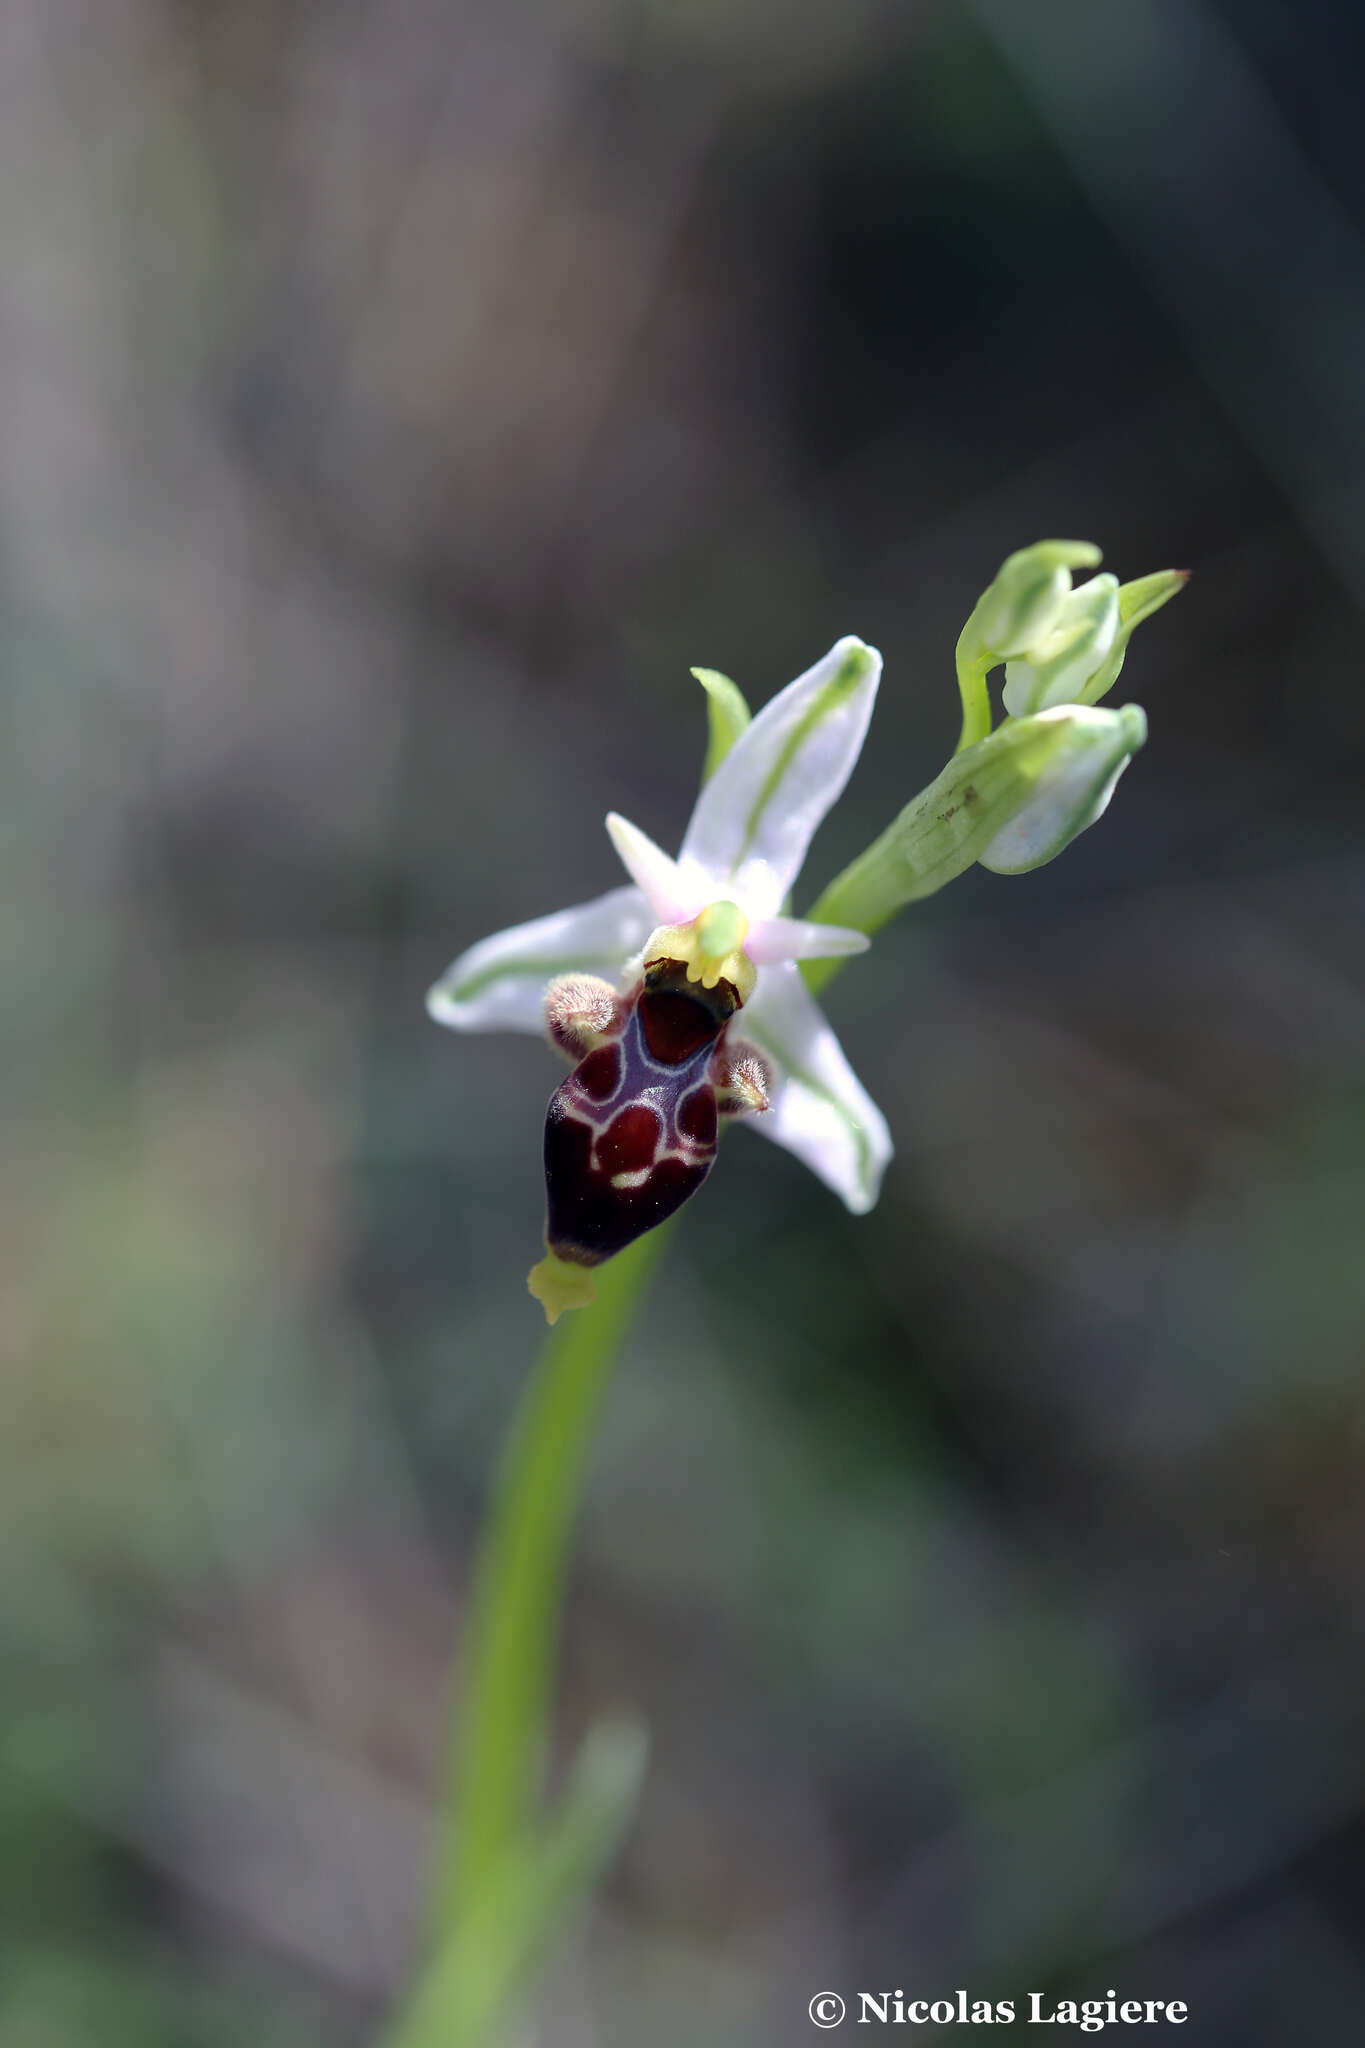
[428,637,892,1319]
[429,543,1186,1323]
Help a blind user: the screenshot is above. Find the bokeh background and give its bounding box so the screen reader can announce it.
[5,0,1365,2042]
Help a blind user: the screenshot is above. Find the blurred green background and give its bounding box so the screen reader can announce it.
[5,0,1365,2042]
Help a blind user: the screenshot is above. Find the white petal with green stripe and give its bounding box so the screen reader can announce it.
[742,961,891,1214]
[426,886,652,1034]
[679,636,881,920]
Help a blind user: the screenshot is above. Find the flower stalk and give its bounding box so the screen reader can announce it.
[410,533,1187,2044]
[390,1228,670,2048]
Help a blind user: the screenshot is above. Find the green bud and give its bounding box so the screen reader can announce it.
[1002,573,1120,717]
[970,539,1103,660]
[803,709,1111,966]
[978,703,1147,874]
[955,539,1103,750]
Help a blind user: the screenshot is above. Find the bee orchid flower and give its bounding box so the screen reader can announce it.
[429,543,1185,1322]
[428,638,893,1321]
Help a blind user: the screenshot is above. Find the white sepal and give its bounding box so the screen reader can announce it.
[742,961,891,1214]
[426,885,652,1034]
[679,636,881,919]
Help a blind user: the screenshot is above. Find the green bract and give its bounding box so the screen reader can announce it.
[1079,567,1188,706]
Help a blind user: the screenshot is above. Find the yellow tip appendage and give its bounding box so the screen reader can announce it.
[527,1252,597,1325]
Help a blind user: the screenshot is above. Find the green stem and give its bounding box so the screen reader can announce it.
[954,622,994,755]
[413,1226,671,2013]
[801,712,1093,995]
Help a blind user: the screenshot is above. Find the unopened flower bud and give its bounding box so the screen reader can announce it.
[977,703,1147,874]
[804,708,1106,946]
[1002,573,1120,717]
[971,540,1103,660]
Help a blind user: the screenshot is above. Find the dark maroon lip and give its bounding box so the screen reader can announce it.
[542,964,728,1267]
